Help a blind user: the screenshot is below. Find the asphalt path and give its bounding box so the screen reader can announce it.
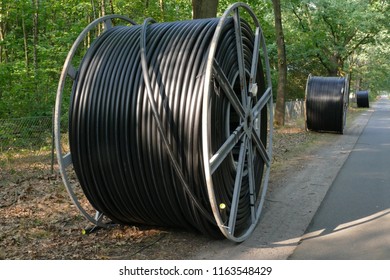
[194,99,374,260]
[289,97,390,259]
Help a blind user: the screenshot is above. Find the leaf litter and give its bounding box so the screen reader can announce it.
[0,124,311,260]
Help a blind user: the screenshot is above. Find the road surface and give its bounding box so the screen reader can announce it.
[290,97,390,259]
[193,97,389,259]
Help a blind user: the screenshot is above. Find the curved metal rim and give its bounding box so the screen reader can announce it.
[342,74,349,130]
[54,15,137,228]
[304,73,312,131]
[202,2,273,242]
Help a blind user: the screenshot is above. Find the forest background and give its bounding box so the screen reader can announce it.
[0,0,388,121]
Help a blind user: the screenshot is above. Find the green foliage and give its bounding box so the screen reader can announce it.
[0,0,193,120]
[281,0,389,99]
[0,0,388,120]
[351,30,390,95]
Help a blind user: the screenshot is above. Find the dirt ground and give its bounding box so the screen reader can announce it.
[0,150,212,259]
[0,114,347,260]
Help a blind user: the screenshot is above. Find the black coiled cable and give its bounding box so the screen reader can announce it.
[69,17,267,239]
[356,90,369,108]
[305,75,349,134]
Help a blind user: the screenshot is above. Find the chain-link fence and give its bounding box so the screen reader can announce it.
[0,116,54,152]
[0,115,60,179]
[273,99,305,123]
[0,100,306,169]
[0,100,306,151]
[285,100,305,121]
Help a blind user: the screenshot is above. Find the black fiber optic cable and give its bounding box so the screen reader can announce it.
[69,16,268,238]
[356,90,369,108]
[305,75,349,134]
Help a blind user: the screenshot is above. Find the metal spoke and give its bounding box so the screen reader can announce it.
[62,152,72,168]
[233,8,248,107]
[252,86,272,119]
[248,27,260,97]
[247,139,256,223]
[210,123,245,174]
[252,131,270,167]
[103,18,113,31]
[227,136,248,235]
[67,64,77,80]
[213,59,245,119]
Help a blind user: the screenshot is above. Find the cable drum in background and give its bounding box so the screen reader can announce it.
[356,90,369,108]
[305,75,349,134]
[55,3,273,242]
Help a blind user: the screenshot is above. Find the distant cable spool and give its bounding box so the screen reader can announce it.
[54,3,274,242]
[305,75,349,134]
[356,90,369,108]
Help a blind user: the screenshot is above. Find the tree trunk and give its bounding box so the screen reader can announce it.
[272,0,287,126]
[97,0,106,34]
[159,0,165,20]
[91,0,97,19]
[0,6,9,64]
[22,16,29,69]
[0,17,4,63]
[109,0,115,14]
[101,0,106,16]
[192,0,218,19]
[32,0,39,75]
[327,53,341,76]
[355,76,362,91]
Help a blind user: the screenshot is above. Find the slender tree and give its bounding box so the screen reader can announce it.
[32,0,39,74]
[192,0,218,19]
[272,0,287,126]
[22,16,29,69]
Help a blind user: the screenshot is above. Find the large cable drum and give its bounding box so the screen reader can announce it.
[54,3,273,242]
[305,75,349,134]
[356,90,369,108]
